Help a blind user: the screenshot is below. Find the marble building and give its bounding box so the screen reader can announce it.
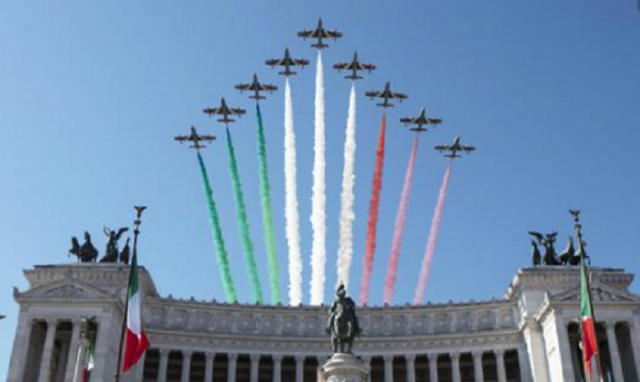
[5,264,640,382]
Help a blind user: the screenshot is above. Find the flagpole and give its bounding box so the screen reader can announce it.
[114,206,146,382]
[570,210,606,382]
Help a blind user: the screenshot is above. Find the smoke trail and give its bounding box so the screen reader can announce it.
[337,83,357,291]
[256,104,282,304]
[383,136,420,305]
[358,114,387,305]
[284,78,303,306]
[413,163,453,304]
[225,127,263,304]
[310,51,327,305]
[196,152,237,303]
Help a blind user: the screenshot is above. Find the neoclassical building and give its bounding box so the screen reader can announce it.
[6,264,640,382]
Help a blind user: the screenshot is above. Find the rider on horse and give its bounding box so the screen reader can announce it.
[327,284,361,353]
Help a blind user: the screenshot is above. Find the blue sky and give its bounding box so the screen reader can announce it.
[2,0,640,376]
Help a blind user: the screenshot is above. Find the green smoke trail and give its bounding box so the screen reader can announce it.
[225,127,263,304]
[196,152,237,303]
[256,104,282,304]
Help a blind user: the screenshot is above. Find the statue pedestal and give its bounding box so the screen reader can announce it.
[320,354,370,382]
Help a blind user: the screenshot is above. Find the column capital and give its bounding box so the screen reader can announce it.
[295,355,306,363]
[71,318,83,325]
[273,354,283,363]
[405,354,416,363]
[45,318,58,325]
[604,320,618,329]
[472,350,484,358]
[250,354,261,362]
[206,351,216,360]
[228,353,238,362]
[362,355,372,363]
[182,349,193,357]
[427,353,439,362]
[449,352,460,360]
[383,354,394,363]
[494,349,505,357]
[159,348,171,356]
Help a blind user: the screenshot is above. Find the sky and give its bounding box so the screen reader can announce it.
[1,0,640,376]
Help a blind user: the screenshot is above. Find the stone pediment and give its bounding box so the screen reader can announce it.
[551,283,640,304]
[14,277,117,302]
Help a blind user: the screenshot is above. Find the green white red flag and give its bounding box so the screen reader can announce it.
[580,254,599,380]
[122,252,150,371]
[82,332,96,382]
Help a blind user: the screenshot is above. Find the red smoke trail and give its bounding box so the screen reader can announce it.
[413,163,453,304]
[383,135,419,305]
[358,113,386,305]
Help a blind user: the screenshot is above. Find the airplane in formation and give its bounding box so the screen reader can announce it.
[265,48,309,77]
[235,74,278,101]
[174,126,216,150]
[400,108,443,133]
[435,136,476,159]
[297,18,343,49]
[203,97,246,125]
[365,81,408,108]
[333,52,377,81]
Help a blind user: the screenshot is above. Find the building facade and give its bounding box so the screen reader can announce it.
[6,264,640,382]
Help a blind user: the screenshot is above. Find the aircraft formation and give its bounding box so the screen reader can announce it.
[173,18,476,306]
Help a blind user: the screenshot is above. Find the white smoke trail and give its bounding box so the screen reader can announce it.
[284,78,303,306]
[310,51,327,306]
[336,83,357,291]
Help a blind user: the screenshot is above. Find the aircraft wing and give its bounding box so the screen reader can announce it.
[362,63,377,72]
[262,84,278,92]
[326,30,343,39]
[265,58,283,67]
[365,90,383,98]
[175,136,189,142]
[203,107,220,115]
[297,30,313,39]
[462,146,476,153]
[391,92,408,100]
[294,58,309,67]
[235,84,251,91]
[434,144,451,152]
[399,117,416,125]
[427,118,443,125]
[230,108,246,116]
[333,63,349,71]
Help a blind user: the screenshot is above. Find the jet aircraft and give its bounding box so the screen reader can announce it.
[297,18,343,49]
[235,74,278,101]
[174,126,216,150]
[203,98,246,125]
[265,48,309,77]
[400,108,443,133]
[434,136,476,159]
[333,52,376,80]
[365,81,408,108]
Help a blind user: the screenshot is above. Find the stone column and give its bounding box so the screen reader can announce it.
[296,356,305,382]
[7,315,33,382]
[451,353,461,382]
[517,345,534,382]
[227,353,238,382]
[406,355,416,382]
[605,322,625,382]
[158,349,170,382]
[65,319,82,382]
[205,352,215,382]
[362,356,372,382]
[249,355,260,382]
[383,355,394,382]
[273,355,283,382]
[495,350,507,382]
[428,353,439,382]
[472,351,484,382]
[181,350,193,382]
[628,320,640,379]
[37,318,59,382]
[522,320,550,382]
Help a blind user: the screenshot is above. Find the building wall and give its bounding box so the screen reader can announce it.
[6,265,640,382]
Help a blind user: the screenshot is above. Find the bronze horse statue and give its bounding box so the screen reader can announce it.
[327,284,361,354]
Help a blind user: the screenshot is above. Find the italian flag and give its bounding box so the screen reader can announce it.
[82,333,96,382]
[123,252,150,371]
[580,254,599,380]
